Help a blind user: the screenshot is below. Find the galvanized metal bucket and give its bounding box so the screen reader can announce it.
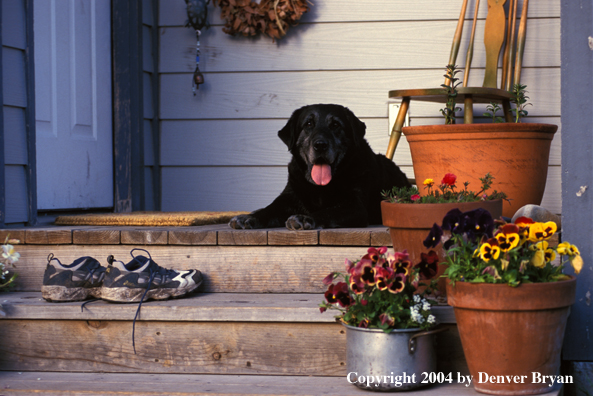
[344,323,445,391]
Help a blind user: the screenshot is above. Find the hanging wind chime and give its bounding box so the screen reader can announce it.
[185,0,210,95]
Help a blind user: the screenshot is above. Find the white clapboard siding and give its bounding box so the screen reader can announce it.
[5,166,28,223]
[158,0,561,215]
[160,19,559,73]
[3,106,28,165]
[159,0,559,26]
[2,47,27,108]
[1,0,26,49]
[160,116,560,168]
[161,118,407,166]
[160,68,560,120]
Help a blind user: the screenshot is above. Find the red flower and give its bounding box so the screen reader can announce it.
[441,173,457,186]
[416,250,439,280]
[387,274,406,294]
[324,282,353,307]
[374,266,394,290]
[322,272,336,285]
[411,194,421,201]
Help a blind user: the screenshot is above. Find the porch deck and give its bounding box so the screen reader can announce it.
[0,224,561,395]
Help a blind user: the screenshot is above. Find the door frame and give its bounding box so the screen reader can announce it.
[0,0,157,227]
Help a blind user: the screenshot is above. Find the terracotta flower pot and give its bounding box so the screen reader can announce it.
[402,123,558,218]
[381,200,503,293]
[446,277,577,395]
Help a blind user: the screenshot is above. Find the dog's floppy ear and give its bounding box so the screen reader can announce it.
[278,107,302,150]
[345,107,366,140]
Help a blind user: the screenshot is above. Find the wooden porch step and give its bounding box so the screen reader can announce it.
[0,292,464,376]
[0,292,455,323]
[11,244,391,294]
[0,372,562,395]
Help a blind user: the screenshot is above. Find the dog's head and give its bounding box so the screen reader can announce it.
[278,104,366,186]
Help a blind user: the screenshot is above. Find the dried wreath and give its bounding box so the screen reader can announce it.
[212,0,310,40]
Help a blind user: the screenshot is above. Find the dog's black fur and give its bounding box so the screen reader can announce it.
[229,104,410,230]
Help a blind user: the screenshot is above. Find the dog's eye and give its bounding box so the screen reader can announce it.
[330,120,341,129]
[305,119,315,128]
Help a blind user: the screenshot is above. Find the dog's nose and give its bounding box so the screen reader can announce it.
[313,140,329,152]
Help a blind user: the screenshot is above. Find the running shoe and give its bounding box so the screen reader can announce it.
[101,248,203,303]
[101,248,203,354]
[41,254,106,302]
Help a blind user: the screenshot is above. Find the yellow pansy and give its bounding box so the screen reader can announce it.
[495,224,521,252]
[570,255,583,274]
[527,221,557,242]
[478,239,500,262]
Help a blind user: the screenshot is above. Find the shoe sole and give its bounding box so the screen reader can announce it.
[41,285,102,302]
[100,284,201,303]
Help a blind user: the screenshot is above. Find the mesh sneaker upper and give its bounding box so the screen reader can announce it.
[103,252,202,293]
[43,255,106,289]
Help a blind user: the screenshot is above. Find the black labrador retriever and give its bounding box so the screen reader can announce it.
[229,104,410,230]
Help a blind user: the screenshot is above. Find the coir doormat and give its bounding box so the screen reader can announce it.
[54,211,250,227]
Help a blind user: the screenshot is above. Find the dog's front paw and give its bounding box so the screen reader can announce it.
[229,214,262,229]
[286,215,316,231]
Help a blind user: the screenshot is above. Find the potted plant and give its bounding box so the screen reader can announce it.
[426,208,581,395]
[320,247,445,391]
[381,172,506,293]
[0,237,19,290]
[400,65,557,218]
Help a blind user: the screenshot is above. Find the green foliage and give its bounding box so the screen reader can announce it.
[509,83,532,123]
[483,102,504,123]
[382,173,507,204]
[440,64,462,124]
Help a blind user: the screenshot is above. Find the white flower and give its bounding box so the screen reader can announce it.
[423,301,431,312]
[427,315,436,324]
[413,294,421,303]
[2,244,19,265]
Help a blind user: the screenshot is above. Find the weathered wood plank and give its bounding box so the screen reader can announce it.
[0,371,504,395]
[160,19,559,73]
[0,320,465,376]
[370,228,393,247]
[160,68,561,120]
[168,227,218,245]
[159,0,559,26]
[25,228,72,244]
[319,229,371,246]
[121,229,169,245]
[267,229,319,246]
[10,245,377,293]
[72,229,120,245]
[0,229,25,243]
[217,229,267,245]
[1,291,454,324]
[0,320,347,375]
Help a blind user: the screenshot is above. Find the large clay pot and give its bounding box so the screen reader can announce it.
[402,123,557,218]
[381,199,503,293]
[446,277,577,395]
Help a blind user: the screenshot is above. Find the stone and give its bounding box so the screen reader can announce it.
[511,205,561,231]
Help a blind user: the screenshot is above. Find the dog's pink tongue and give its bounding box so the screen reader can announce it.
[311,164,332,186]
